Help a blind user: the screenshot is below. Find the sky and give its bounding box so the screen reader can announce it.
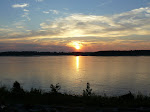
[0,0,150,52]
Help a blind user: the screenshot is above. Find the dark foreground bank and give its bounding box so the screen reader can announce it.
[1,81,150,112]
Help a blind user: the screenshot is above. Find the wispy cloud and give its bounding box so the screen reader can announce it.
[12,3,29,8]
[40,7,150,38]
[35,0,44,2]
[43,11,49,14]
[22,12,31,21]
[22,9,30,21]
[23,9,29,12]
[49,10,59,14]
[13,21,25,29]
[43,10,59,14]
[0,28,13,32]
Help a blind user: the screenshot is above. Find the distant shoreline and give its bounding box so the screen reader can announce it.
[0,50,150,56]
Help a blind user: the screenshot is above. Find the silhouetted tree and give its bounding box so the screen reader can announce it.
[50,83,61,94]
[11,81,24,96]
[83,82,92,97]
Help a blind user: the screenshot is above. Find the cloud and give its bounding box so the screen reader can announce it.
[39,7,150,38]
[0,36,149,52]
[2,6,150,40]
[2,7,150,39]
[35,0,44,2]
[1,7,150,51]
[12,3,29,8]
[21,9,30,21]
[22,12,31,21]
[49,10,59,14]
[23,9,29,12]
[0,28,13,32]
[12,4,30,21]
[0,42,74,52]
[43,11,49,14]
[43,10,59,14]
[13,21,25,29]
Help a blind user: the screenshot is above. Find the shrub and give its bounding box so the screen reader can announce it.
[50,83,61,94]
[119,91,134,100]
[83,82,92,97]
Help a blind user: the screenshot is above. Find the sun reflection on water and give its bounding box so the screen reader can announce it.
[76,56,79,71]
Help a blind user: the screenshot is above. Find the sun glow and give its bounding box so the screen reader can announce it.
[69,41,82,50]
[75,43,80,50]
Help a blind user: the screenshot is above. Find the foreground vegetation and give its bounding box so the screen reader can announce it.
[1,81,150,108]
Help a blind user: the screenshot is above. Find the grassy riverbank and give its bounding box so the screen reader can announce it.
[1,81,150,108]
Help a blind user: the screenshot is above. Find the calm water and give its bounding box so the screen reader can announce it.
[0,56,150,95]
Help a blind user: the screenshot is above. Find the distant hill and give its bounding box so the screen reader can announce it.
[0,50,150,56]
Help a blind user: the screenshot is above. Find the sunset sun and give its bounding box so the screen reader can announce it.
[68,41,82,50]
[75,42,81,50]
